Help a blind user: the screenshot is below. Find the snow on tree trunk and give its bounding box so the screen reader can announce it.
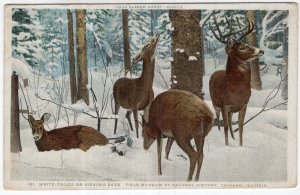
[169,10,204,99]
[281,27,288,100]
[11,72,22,153]
[246,10,262,90]
[68,9,78,104]
[76,9,89,105]
[122,9,132,76]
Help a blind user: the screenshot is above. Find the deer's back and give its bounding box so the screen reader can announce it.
[35,126,82,151]
[209,70,251,111]
[113,77,153,110]
[149,89,213,138]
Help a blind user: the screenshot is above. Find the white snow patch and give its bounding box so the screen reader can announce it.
[89,104,100,111]
[70,100,90,113]
[102,114,119,119]
[87,84,92,90]
[11,57,32,79]
[175,48,184,53]
[17,32,31,40]
[189,56,198,61]
[86,23,95,31]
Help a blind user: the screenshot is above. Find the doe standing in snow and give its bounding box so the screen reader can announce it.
[113,35,159,138]
[29,113,108,152]
[142,89,213,181]
[209,14,264,146]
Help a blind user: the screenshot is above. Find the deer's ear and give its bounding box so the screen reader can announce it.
[41,113,51,121]
[29,115,35,124]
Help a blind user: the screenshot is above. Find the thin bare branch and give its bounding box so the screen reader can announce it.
[34,93,112,119]
[233,72,287,133]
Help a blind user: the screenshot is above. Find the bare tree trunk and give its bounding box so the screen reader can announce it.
[122,9,132,76]
[76,9,89,105]
[246,10,262,90]
[281,26,288,100]
[67,9,78,104]
[169,10,204,99]
[11,72,22,153]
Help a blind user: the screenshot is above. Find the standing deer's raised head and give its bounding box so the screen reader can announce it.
[29,113,51,141]
[132,35,160,64]
[210,14,264,67]
[225,39,264,62]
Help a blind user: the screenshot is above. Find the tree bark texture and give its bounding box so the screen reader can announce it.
[246,10,262,90]
[67,9,78,104]
[11,72,22,153]
[169,10,204,99]
[76,9,89,105]
[122,9,132,76]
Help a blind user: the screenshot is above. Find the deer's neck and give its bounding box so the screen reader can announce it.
[34,128,51,150]
[226,56,251,81]
[138,56,155,88]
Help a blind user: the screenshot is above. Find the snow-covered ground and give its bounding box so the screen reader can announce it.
[10,57,287,182]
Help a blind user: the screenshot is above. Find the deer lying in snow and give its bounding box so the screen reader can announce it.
[209,14,264,146]
[142,89,213,181]
[29,113,108,152]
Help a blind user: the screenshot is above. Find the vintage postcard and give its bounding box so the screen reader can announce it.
[3,2,298,190]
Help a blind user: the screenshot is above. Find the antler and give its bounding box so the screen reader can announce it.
[237,18,254,41]
[210,13,255,43]
[209,13,227,43]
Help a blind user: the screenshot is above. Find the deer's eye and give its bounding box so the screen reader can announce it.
[239,47,246,52]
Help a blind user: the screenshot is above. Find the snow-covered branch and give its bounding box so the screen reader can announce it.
[200,10,214,28]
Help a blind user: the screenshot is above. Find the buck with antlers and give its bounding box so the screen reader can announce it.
[209,15,264,146]
[113,35,159,138]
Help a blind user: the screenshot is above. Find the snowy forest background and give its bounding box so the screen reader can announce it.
[9,8,289,182]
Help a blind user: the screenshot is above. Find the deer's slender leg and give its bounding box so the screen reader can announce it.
[157,134,163,175]
[228,112,235,140]
[238,104,247,147]
[176,138,198,181]
[194,135,205,181]
[165,138,174,160]
[221,107,229,146]
[133,108,139,138]
[125,110,134,131]
[114,102,121,135]
[215,108,221,131]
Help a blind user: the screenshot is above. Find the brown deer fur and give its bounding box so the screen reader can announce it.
[142,89,213,181]
[113,35,159,138]
[29,114,108,152]
[209,40,264,146]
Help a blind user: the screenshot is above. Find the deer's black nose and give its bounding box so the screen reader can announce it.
[259,50,264,55]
